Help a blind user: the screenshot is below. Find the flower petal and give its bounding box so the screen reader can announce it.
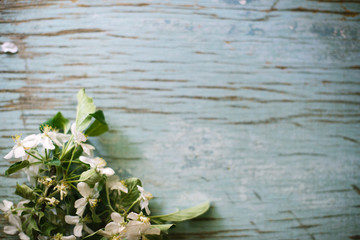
[77,182,92,198]
[23,134,40,148]
[62,235,76,240]
[127,212,139,221]
[137,185,144,193]
[111,212,124,224]
[4,225,18,235]
[58,133,71,144]
[0,200,13,212]
[145,205,151,215]
[83,224,93,234]
[71,123,77,136]
[100,167,115,176]
[47,132,61,146]
[79,156,94,167]
[81,143,95,156]
[41,137,55,150]
[104,222,121,236]
[4,149,14,159]
[19,232,30,240]
[14,146,26,158]
[65,215,80,225]
[74,198,87,216]
[9,215,21,229]
[74,222,83,237]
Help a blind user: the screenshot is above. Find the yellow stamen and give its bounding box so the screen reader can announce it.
[12,134,22,144]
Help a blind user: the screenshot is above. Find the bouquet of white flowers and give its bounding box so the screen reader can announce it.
[0,89,209,240]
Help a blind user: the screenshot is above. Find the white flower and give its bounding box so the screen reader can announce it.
[45,197,59,206]
[19,126,69,151]
[1,42,18,53]
[126,212,160,240]
[0,200,29,217]
[137,185,153,215]
[3,214,30,240]
[23,155,43,186]
[71,123,95,155]
[38,176,55,187]
[107,175,128,195]
[55,182,69,200]
[65,215,93,237]
[79,156,115,176]
[38,126,66,150]
[47,130,70,146]
[74,182,99,216]
[4,135,38,159]
[16,200,30,216]
[0,200,13,216]
[101,212,126,238]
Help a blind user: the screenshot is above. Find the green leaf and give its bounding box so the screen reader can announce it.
[151,201,210,223]
[5,160,29,176]
[79,168,102,187]
[27,215,40,232]
[15,183,36,200]
[41,222,57,236]
[76,88,96,132]
[151,224,174,234]
[40,112,70,133]
[45,158,61,166]
[85,110,109,136]
[91,208,101,223]
[120,178,142,208]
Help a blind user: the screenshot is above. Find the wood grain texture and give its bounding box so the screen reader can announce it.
[1,0,360,239]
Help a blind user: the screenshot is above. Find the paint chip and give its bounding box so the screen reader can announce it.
[1,42,18,54]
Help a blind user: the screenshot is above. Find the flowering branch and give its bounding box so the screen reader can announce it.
[1,89,210,240]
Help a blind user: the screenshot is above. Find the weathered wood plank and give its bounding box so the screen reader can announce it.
[0,0,360,239]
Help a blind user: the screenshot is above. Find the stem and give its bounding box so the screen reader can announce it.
[82,229,102,239]
[44,149,48,161]
[13,207,32,211]
[65,146,77,176]
[66,174,82,180]
[105,184,116,213]
[60,136,73,160]
[67,179,82,183]
[25,151,43,161]
[125,197,141,215]
[69,165,84,176]
[29,162,43,166]
[69,183,77,190]
[48,190,60,198]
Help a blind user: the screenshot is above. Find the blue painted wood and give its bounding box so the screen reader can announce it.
[0,0,360,239]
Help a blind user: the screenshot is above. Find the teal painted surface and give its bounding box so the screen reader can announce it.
[0,0,360,239]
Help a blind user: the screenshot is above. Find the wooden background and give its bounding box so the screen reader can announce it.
[1,0,360,239]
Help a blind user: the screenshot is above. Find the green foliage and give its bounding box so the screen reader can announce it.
[15,183,37,200]
[5,160,29,176]
[85,110,109,137]
[79,168,102,187]
[151,224,174,234]
[120,178,142,209]
[45,158,61,166]
[76,88,96,132]
[151,201,210,223]
[40,112,70,133]
[1,89,210,240]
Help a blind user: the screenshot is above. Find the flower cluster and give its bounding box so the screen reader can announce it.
[1,89,209,240]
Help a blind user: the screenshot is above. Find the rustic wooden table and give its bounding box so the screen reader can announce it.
[1,0,360,239]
